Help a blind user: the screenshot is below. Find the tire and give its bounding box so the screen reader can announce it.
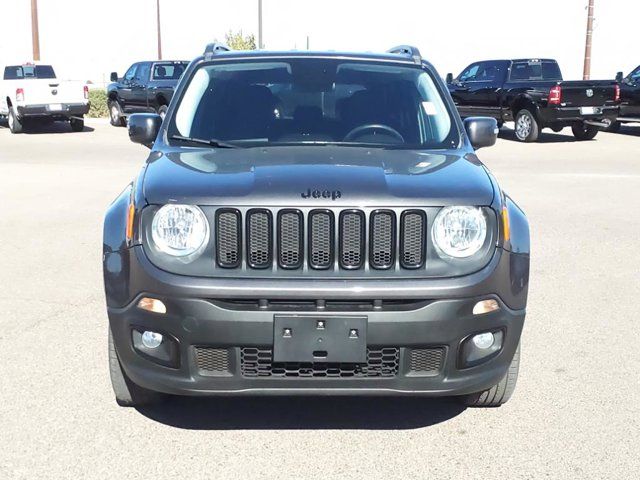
[157,105,168,120]
[108,326,163,407]
[8,107,23,134]
[108,100,126,127]
[604,120,621,133]
[572,123,599,141]
[514,109,539,142]
[461,342,520,408]
[70,116,84,132]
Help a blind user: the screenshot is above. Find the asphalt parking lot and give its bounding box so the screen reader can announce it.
[1,120,639,479]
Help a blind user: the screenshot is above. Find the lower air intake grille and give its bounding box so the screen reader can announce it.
[407,347,445,376]
[241,347,399,378]
[194,347,231,376]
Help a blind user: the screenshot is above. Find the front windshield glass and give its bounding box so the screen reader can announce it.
[171,58,457,148]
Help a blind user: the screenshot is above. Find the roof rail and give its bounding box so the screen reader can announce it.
[387,45,422,65]
[203,43,231,60]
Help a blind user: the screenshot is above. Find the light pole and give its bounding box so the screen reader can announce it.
[582,0,595,80]
[258,0,263,49]
[156,0,162,60]
[31,0,40,61]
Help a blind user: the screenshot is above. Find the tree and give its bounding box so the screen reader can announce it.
[225,30,257,50]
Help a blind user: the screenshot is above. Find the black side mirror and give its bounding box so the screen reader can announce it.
[446,73,453,84]
[615,71,624,83]
[464,117,498,150]
[110,72,118,82]
[128,114,162,148]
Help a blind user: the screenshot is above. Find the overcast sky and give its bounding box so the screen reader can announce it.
[0,0,637,83]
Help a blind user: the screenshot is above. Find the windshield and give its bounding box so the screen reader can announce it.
[170,58,457,148]
[3,65,56,80]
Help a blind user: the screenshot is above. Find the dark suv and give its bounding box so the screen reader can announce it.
[107,60,188,126]
[103,44,530,408]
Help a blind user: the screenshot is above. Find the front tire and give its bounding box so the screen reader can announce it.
[572,123,599,141]
[70,116,84,132]
[514,109,539,142]
[461,342,520,407]
[109,326,163,407]
[108,100,126,127]
[8,107,23,133]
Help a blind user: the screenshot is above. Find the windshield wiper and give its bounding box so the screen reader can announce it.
[169,135,240,149]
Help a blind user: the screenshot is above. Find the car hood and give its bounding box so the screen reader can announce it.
[142,146,495,207]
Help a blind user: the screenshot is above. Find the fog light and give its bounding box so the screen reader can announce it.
[137,297,167,314]
[460,330,504,368]
[472,332,495,349]
[141,331,163,349]
[473,299,500,315]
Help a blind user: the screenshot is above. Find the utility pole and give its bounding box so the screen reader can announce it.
[31,0,40,61]
[156,0,162,60]
[258,0,263,49]
[582,0,595,80]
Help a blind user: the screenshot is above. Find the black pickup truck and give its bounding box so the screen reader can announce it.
[107,60,188,126]
[447,59,620,142]
[608,65,640,131]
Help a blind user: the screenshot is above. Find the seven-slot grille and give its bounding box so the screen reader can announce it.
[214,208,427,270]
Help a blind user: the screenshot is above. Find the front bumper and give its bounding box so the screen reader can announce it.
[16,102,89,118]
[105,247,528,396]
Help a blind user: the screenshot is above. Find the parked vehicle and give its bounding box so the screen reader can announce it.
[107,60,189,126]
[0,63,89,133]
[608,66,640,131]
[104,44,530,408]
[446,59,620,142]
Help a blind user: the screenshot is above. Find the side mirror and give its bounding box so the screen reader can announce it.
[615,71,624,83]
[128,114,162,148]
[110,72,118,82]
[446,73,453,84]
[464,117,498,150]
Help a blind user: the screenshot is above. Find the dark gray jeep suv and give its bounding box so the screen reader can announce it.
[103,44,530,408]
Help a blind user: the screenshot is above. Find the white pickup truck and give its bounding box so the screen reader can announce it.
[0,63,90,133]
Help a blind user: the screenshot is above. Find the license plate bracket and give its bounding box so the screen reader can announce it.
[273,315,367,363]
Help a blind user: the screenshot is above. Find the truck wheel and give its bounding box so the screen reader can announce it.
[108,101,126,127]
[157,105,168,119]
[572,123,599,141]
[108,326,163,407]
[8,107,23,134]
[514,109,539,142]
[461,342,520,407]
[70,116,85,132]
[604,121,621,133]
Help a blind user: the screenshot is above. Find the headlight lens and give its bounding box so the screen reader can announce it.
[151,204,209,257]
[432,206,487,258]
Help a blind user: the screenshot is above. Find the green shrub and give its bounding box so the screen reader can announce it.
[88,89,109,118]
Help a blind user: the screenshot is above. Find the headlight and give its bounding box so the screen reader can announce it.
[151,204,209,257]
[432,206,487,258]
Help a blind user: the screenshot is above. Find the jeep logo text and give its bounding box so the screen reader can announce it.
[301,188,342,200]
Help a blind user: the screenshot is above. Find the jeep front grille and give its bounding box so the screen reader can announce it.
[214,207,428,272]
